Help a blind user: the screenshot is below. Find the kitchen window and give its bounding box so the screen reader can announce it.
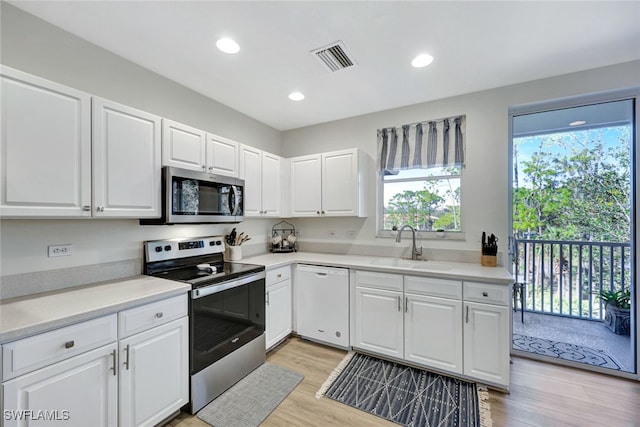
[376,117,465,238]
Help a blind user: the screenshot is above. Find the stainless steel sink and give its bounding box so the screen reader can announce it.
[369,257,413,267]
[369,257,453,271]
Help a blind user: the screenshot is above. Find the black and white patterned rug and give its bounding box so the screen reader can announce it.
[317,352,492,427]
[512,334,624,371]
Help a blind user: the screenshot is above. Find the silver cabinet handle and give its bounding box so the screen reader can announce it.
[405,296,409,313]
[155,312,163,318]
[64,340,74,349]
[277,274,282,278]
[321,211,325,214]
[397,296,401,312]
[266,290,270,305]
[96,206,105,212]
[111,349,117,376]
[466,305,470,323]
[202,165,206,170]
[82,205,91,212]
[124,344,130,370]
[482,291,489,297]
[316,211,320,215]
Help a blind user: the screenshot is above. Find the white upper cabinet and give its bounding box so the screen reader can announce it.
[0,66,92,217]
[92,98,161,218]
[161,119,206,171]
[290,154,322,216]
[161,120,240,177]
[206,134,239,177]
[290,148,367,217]
[239,145,284,217]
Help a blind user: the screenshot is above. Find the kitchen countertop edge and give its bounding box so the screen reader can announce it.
[243,252,514,284]
[0,275,191,344]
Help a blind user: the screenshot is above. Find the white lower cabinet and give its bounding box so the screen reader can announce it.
[1,294,189,427]
[265,266,292,350]
[2,344,118,427]
[119,317,188,427]
[463,301,510,385]
[352,270,509,388]
[354,286,403,358]
[405,293,463,374]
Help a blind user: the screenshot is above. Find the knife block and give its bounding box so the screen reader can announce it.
[481,255,497,267]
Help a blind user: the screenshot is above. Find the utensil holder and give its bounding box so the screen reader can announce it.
[481,255,497,267]
[227,246,242,261]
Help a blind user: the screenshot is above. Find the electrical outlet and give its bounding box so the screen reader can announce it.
[328,230,338,238]
[48,244,72,257]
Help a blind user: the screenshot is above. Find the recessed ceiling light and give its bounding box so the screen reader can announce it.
[411,53,434,68]
[216,37,240,54]
[569,120,587,126]
[288,92,305,101]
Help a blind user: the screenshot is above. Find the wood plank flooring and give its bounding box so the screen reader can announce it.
[167,337,640,427]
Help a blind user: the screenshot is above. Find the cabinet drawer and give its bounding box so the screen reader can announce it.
[2,314,117,380]
[354,270,403,291]
[267,265,291,285]
[118,294,187,339]
[405,276,462,299]
[463,282,510,306]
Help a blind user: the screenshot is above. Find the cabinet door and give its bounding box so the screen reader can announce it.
[322,149,359,216]
[1,66,91,217]
[161,119,206,171]
[261,152,282,217]
[405,294,462,374]
[2,344,117,427]
[354,286,403,358]
[463,302,510,387]
[92,98,161,218]
[119,317,188,427]
[290,154,322,216]
[266,279,292,350]
[239,145,263,216]
[206,134,239,177]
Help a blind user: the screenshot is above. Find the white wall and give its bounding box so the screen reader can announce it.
[0,4,281,277]
[282,61,640,263]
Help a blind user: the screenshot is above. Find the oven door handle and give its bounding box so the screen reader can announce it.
[192,271,265,299]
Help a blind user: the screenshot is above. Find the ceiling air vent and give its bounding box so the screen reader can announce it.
[311,41,357,73]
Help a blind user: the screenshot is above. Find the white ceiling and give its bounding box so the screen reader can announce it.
[8,1,640,131]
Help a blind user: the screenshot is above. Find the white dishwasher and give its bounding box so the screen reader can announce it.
[296,264,349,348]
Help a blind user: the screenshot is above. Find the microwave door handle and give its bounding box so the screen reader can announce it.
[230,185,239,215]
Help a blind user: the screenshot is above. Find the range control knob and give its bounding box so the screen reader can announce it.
[154,246,162,253]
[216,240,222,246]
[164,245,172,251]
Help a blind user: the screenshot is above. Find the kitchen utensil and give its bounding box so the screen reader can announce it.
[197,263,217,274]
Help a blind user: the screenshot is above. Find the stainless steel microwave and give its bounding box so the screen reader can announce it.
[141,167,244,225]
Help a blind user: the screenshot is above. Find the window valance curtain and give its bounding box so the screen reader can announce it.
[377,116,465,172]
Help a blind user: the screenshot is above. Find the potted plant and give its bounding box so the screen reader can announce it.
[597,289,631,335]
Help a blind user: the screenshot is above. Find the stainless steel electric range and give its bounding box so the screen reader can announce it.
[144,235,266,414]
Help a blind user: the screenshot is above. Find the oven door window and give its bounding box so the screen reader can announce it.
[172,177,243,217]
[190,279,265,374]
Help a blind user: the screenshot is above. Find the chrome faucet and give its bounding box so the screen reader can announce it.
[395,225,423,260]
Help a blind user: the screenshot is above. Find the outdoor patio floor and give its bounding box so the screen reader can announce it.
[512,311,635,373]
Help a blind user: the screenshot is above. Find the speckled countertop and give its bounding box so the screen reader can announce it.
[242,252,514,285]
[0,275,190,343]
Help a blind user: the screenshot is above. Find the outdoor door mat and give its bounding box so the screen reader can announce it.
[512,333,624,370]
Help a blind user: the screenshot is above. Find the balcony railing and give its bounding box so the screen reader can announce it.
[514,239,631,320]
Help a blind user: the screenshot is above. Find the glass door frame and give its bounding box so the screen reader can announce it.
[507,87,640,381]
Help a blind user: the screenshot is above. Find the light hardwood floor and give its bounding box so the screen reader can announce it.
[167,337,640,427]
